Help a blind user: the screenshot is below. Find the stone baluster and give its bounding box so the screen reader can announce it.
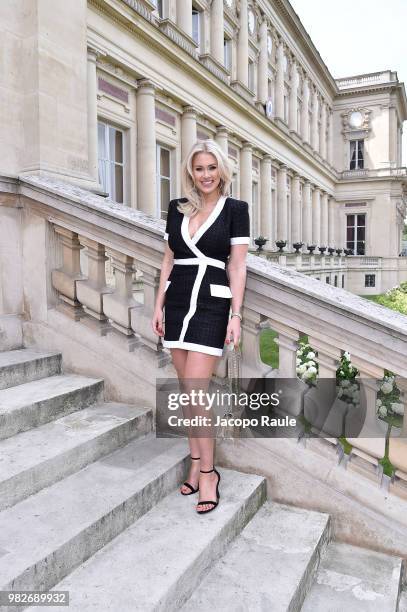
[269,320,299,377]
[51,227,85,320]
[130,261,170,366]
[389,376,407,498]
[346,357,386,482]
[76,236,113,333]
[241,306,273,379]
[102,249,139,349]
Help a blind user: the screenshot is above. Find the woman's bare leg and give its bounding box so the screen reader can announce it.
[170,348,201,493]
[183,351,220,511]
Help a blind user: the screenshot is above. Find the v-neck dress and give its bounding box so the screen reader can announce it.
[162,195,250,356]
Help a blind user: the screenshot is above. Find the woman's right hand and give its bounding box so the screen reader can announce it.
[151,307,165,337]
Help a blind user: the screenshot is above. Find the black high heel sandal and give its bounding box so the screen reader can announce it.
[196,467,221,514]
[180,456,200,495]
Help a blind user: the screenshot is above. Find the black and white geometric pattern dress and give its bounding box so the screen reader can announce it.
[162,195,250,356]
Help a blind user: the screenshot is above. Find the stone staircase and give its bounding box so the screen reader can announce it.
[0,348,405,611]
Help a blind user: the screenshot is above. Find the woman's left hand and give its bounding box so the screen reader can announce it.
[225,316,241,346]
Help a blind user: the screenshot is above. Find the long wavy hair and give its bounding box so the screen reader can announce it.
[178,139,233,216]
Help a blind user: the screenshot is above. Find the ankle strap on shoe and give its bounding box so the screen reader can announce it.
[190,457,200,460]
[200,467,215,473]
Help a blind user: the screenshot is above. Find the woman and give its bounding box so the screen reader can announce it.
[151,139,250,514]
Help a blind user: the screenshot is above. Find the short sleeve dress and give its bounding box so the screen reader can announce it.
[162,195,250,356]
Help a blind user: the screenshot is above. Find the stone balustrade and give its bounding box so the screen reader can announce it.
[1,173,407,499]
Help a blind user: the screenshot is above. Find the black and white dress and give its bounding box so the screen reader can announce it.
[162,195,250,356]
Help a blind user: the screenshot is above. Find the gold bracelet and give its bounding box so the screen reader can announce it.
[231,312,242,322]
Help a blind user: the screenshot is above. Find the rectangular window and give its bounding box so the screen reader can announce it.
[365,274,375,287]
[326,276,330,284]
[334,275,338,287]
[341,275,344,288]
[156,144,172,220]
[248,59,255,92]
[192,9,200,46]
[346,213,366,255]
[350,140,364,170]
[224,37,232,71]
[151,0,163,17]
[98,121,125,204]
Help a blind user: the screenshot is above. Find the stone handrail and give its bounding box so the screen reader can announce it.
[2,173,407,496]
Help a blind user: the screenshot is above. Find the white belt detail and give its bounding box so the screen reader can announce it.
[174,257,225,270]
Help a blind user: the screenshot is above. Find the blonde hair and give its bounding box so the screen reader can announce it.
[179,139,233,216]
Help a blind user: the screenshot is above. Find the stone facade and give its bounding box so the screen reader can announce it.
[0,0,406,293]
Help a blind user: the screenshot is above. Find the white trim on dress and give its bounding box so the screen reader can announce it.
[230,237,250,245]
[162,340,224,356]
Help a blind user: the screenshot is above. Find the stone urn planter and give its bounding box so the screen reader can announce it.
[275,240,287,253]
[336,248,343,256]
[318,246,327,255]
[293,242,304,254]
[327,247,335,256]
[254,236,268,252]
[307,244,316,254]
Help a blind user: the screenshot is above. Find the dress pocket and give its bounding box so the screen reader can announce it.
[210,284,233,298]
[164,280,171,292]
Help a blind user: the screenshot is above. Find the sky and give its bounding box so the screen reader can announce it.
[289,0,407,166]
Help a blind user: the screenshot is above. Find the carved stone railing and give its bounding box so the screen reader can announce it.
[1,173,407,500]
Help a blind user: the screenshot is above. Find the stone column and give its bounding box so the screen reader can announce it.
[87,47,99,183]
[240,142,252,233]
[320,101,327,159]
[320,191,329,247]
[275,38,285,120]
[301,74,310,143]
[136,79,157,216]
[215,126,228,155]
[328,109,334,165]
[211,0,224,65]
[237,0,248,86]
[181,106,197,162]
[260,154,272,243]
[289,59,299,132]
[291,173,301,244]
[277,164,288,241]
[258,17,268,104]
[312,186,321,246]
[177,0,192,37]
[328,197,335,247]
[302,180,312,246]
[311,87,319,151]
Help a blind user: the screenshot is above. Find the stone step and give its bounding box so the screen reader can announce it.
[181,502,331,612]
[300,542,403,612]
[0,374,104,440]
[0,435,190,600]
[0,348,61,390]
[0,402,153,511]
[29,468,266,612]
